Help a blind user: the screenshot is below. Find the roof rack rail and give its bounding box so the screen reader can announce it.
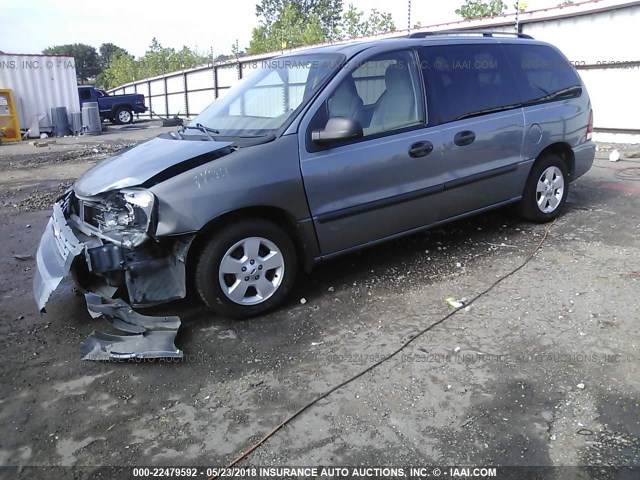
[409,30,533,40]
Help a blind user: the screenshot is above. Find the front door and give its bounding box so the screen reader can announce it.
[299,49,445,255]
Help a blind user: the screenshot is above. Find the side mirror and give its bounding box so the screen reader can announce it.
[312,117,363,144]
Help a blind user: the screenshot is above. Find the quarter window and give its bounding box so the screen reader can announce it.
[503,44,581,103]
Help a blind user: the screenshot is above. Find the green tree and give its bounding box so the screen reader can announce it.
[249,1,396,54]
[173,46,209,70]
[340,4,395,39]
[96,51,138,88]
[342,3,365,39]
[249,3,327,53]
[98,39,208,89]
[99,43,128,66]
[256,0,343,33]
[455,0,506,19]
[228,42,248,60]
[363,8,396,37]
[95,43,129,87]
[136,38,208,77]
[214,53,235,63]
[138,38,169,77]
[42,43,100,83]
[249,25,278,54]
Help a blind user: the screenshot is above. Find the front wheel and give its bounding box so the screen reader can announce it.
[194,219,298,319]
[518,154,569,223]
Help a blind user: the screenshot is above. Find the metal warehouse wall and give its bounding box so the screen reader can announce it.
[109,0,640,138]
[523,4,640,135]
[0,54,80,130]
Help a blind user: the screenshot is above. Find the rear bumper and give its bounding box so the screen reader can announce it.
[572,140,596,181]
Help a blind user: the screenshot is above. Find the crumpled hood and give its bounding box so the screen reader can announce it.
[73,136,234,197]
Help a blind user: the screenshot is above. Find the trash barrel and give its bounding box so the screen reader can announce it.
[51,106,71,137]
[70,112,83,136]
[82,102,102,136]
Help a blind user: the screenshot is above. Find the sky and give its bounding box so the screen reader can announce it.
[0,0,561,57]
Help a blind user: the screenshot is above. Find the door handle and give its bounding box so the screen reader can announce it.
[454,130,476,146]
[408,141,434,158]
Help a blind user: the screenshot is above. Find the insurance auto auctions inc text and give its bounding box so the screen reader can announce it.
[245,466,497,477]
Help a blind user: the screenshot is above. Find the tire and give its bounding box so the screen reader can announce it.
[518,154,569,223]
[194,219,298,319]
[113,107,133,125]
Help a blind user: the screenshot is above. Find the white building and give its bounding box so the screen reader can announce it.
[0,53,80,133]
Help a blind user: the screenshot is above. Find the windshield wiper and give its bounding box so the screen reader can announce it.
[234,133,274,138]
[182,123,220,140]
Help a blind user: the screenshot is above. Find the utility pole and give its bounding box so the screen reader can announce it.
[233,39,239,60]
[281,27,285,53]
[210,46,217,99]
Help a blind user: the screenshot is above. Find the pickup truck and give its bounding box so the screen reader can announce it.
[78,86,147,125]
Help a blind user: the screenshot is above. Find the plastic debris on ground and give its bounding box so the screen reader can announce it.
[446,296,465,309]
[80,293,183,361]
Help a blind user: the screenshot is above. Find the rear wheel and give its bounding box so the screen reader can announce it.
[114,107,133,125]
[194,219,298,319]
[518,154,569,222]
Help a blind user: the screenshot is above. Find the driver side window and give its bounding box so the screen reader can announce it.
[327,50,425,136]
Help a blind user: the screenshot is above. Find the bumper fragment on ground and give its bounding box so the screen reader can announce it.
[81,293,182,361]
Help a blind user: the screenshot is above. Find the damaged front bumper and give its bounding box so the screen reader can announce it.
[33,193,189,360]
[34,201,86,312]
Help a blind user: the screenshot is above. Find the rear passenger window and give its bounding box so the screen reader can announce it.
[503,44,581,103]
[420,44,521,124]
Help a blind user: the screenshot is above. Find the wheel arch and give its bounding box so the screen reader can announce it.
[185,206,318,288]
[110,103,133,115]
[535,142,575,179]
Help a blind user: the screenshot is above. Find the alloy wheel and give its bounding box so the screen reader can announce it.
[536,166,565,213]
[218,236,285,305]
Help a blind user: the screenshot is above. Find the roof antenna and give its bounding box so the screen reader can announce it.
[408,0,412,33]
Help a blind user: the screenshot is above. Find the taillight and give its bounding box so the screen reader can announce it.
[586,109,593,140]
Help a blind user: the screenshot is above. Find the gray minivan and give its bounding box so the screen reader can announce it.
[34,31,595,324]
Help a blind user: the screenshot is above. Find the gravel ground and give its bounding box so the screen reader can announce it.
[0,142,136,171]
[0,131,638,479]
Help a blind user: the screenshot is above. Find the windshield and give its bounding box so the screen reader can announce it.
[188,53,345,137]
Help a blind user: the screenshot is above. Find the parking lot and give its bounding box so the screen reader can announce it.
[0,126,638,476]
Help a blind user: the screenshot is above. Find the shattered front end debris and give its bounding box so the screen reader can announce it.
[81,294,182,361]
[33,191,186,360]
